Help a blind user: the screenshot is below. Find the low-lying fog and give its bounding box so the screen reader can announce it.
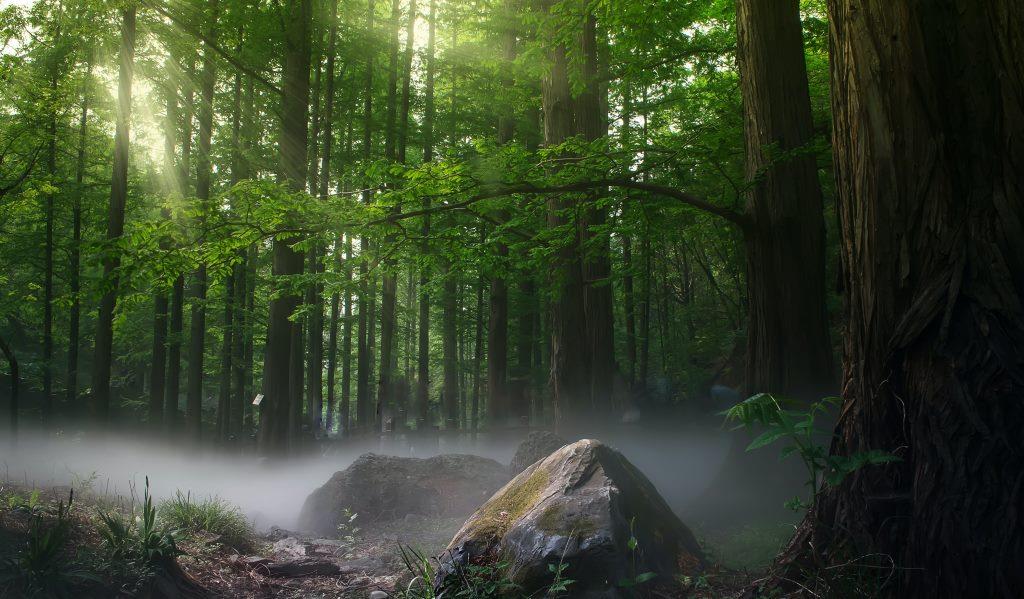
[1,421,803,532]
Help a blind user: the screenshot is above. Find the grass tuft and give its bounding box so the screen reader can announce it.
[158,492,255,553]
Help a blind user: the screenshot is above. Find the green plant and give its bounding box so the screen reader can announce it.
[5,489,42,514]
[0,490,98,598]
[334,508,360,558]
[97,477,180,567]
[617,517,657,589]
[723,394,899,510]
[159,491,255,552]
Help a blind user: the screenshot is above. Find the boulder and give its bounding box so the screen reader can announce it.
[298,453,510,535]
[508,431,567,475]
[438,439,706,597]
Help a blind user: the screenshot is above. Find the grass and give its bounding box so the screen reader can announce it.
[699,523,794,571]
[158,491,256,552]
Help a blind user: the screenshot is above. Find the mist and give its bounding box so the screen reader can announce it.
[1,421,758,532]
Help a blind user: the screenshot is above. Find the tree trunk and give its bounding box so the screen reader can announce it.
[320,0,339,434]
[541,22,589,424]
[0,334,18,442]
[43,63,58,417]
[415,0,437,429]
[577,13,616,413]
[67,57,92,405]
[260,0,311,454]
[471,270,484,432]
[736,0,832,400]
[772,2,1024,596]
[217,266,234,440]
[187,0,220,439]
[90,5,135,422]
[341,237,354,434]
[442,261,459,429]
[355,0,375,434]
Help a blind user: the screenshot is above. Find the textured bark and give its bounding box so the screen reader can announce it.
[578,13,616,412]
[471,272,484,431]
[341,237,354,434]
[736,0,832,399]
[90,5,135,421]
[541,23,589,423]
[217,266,234,440]
[42,61,57,416]
[771,2,1024,597]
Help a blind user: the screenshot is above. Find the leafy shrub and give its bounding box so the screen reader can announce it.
[158,491,255,552]
[0,491,98,598]
[723,394,899,511]
[97,477,180,567]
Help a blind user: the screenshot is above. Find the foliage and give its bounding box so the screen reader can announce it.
[96,477,180,568]
[0,490,98,598]
[617,516,657,589]
[333,508,360,559]
[395,542,580,599]
[158,491,255,552]
[723,394,899,510]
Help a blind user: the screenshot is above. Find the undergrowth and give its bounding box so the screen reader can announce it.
[159,490,256,552]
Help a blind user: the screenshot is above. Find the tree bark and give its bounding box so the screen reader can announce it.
[771,2,1024,597]
[90,5,135,422]
[736,0,832,399]
[415,0,437,429]
[67,57,92,405]
[187,0,220,439]
[356,0,375,433]
[260,0,311,454]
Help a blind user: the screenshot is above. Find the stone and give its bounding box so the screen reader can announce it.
[437,439,706,598]
[508,431,568,475]
[298,453,511,535]
[368,591,388,599]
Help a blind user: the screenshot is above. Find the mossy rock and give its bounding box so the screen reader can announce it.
[437,440,706,598]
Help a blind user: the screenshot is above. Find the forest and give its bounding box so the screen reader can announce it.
[0,0,1021,597]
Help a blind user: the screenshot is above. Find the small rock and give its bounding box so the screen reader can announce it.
[369,591,388,599]
[272,536,308,557]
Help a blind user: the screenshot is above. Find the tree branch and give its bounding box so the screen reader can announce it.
[368,179,750,229]
[144,0,283,96]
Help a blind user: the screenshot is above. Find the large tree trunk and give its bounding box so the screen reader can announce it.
[90,5,135,422]
[260,0,311,454]
[736,0,832,400]
[771,2,1024,597]
[541,27,589,424]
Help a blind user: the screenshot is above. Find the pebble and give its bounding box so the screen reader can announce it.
[369,591,388,599]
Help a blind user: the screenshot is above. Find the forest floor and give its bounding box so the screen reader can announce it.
[0,480,768,598]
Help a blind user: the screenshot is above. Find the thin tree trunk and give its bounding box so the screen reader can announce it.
[67,57,92,405]
[187,0,220,439]
[0,334,18,442]
[442,262,459,429]
[42,62,58,417]
[356,0,375,433]
[416,0,437,429]
[472,268,484,432]
[341,236,354,434]
[217,268,234,440]
[90,5,136,422]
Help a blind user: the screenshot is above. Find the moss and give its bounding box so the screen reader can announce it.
[465,465,550,540]
[536,503,597,539]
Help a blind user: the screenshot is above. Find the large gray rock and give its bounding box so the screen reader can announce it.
[508,431,567,475]
[298,453,510,535]
[438,440,706,597]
